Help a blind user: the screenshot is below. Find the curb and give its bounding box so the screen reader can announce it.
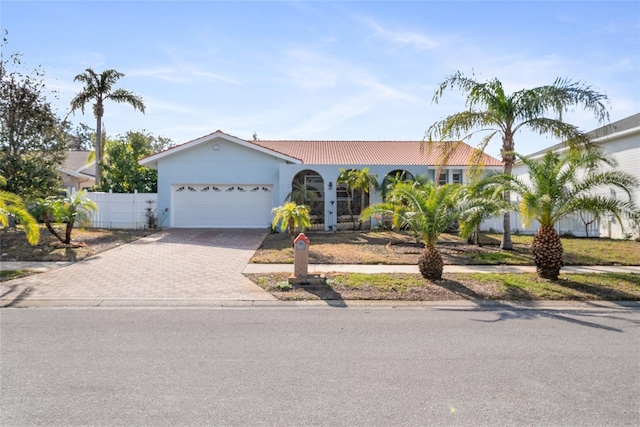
[2,298,639,310]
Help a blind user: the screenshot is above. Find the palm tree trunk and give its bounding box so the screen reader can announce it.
[95,103,103,188]
[531,225,564,280]
[418,245,444,280]
[42,212,64,244]
[347,194,356,230]
[64,221,74,244]
[288,217,295,241]
[500,136,515,250]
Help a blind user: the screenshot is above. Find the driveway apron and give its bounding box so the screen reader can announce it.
[1,229,276,304]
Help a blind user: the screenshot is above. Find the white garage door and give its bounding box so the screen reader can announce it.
[172,184,273,228]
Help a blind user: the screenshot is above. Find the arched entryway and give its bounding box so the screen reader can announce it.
[381,169,414,199]
[289,170,324,226]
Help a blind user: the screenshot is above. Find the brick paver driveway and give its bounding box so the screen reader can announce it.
[1,229,276,306]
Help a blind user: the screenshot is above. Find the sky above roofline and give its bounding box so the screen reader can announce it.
[3,1,639,157]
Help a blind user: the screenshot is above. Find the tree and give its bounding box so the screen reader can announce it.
[336,168,378,230]
[60,121,94,151]
[100,131,159,193]
[457,183,512,246]
[361,181,460,280]
[0,44,66,199]
[352,167,379,224]
[70,68,146,187]
[426,72,609,250]
[0,175,39,245]
[477,149,639,280]
[32,190,97,245]
[271,202,311,241]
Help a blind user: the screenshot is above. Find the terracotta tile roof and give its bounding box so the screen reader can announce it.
[252,140,503,167]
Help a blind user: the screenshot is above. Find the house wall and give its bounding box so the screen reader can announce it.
[488,123,640,239]
[596,129,640,238]
[156,136,286,227]
[278,164,486,231]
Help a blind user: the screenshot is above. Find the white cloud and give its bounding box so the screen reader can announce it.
[365,19,440,50]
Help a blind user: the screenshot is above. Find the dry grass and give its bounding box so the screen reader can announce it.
[246,272,640,302]
[252,231,640,266]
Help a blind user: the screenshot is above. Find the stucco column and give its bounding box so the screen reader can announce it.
[324,179,337,231]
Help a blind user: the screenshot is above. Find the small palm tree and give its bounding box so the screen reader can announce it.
[33,191,98,245]
[0,175,39,245]
[361,181,460,280]
[271,202,311,241]
[478,149,639,280]
[457,183,512,246]
[70,68,146,187]
[426,72,609,250]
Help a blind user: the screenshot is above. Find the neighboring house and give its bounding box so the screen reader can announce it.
[139,130,502,230]
[510,113,640,239]
[58,151,95,192]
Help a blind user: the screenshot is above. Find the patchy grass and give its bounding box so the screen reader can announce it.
[1,225,152,262]
[245,272,640,301]
[251,231,640,266]
[0,270,35,282]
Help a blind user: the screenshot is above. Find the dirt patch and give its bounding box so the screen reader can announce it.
[1,227,152,262]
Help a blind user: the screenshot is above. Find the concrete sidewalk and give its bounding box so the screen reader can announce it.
[3,261,640,275]
[242,264,640,274]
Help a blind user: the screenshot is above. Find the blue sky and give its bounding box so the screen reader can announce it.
[3,1,639,156]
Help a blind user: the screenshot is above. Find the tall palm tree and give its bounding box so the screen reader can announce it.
[337,168,359,230]
[361,181,460,280]
[353,167,379,215]
[70,68,145,187]
[271,202,311,241]
[0,175,39,245]
[426,71,609,250]
[478,149,639,280]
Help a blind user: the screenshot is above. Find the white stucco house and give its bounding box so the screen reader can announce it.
[509,113,640,239]
[139,130,503,230]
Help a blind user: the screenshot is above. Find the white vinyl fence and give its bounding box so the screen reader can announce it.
[82,191,158,229]
[481,211,601,238]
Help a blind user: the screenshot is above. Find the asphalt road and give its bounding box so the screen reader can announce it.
[1,306,639,426]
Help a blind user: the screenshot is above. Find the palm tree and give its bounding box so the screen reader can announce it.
[457,183,512,246]
[32,191,98,245]
[70,68,146,187]
[426,71,609,250]
[361,181,460,280]
[353,167,379,213]
[478,149,639,280]
[0,175,39,245]
[337,168,359,230]
[271,202,311,241]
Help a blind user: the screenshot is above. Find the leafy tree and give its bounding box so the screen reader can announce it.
[60,121,94,151]
[0,175,39,245]
[337,168,359,230]
[99,131,159,193]
[70,68,145,187]
[0,43,66,199]
[426,72,609,250]
[31,190,97,245]
[361,181,460,280]
[477,149,639,280]
[271,202,311,241]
